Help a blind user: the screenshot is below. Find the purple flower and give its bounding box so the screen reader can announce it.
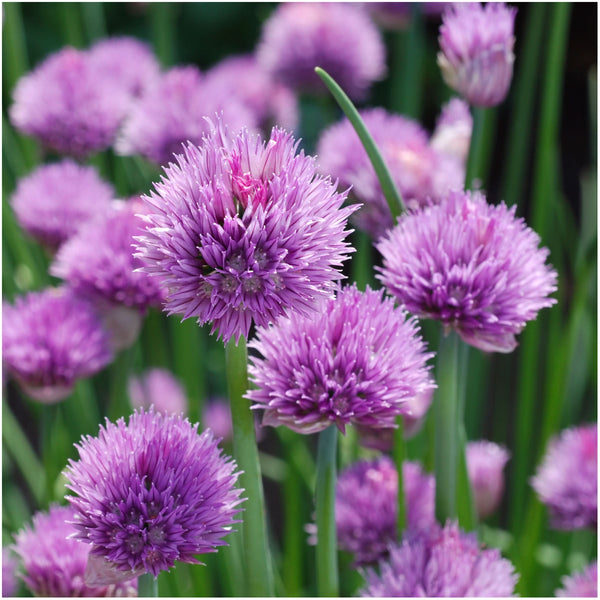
[64,409,244,579]
[247,284,435,434]
[257,3,386,100]
[377,190,558,353]
[115,66,257,165]
[531,423,597,530]
[2,287,113,403]
[88,36,161,99]
[556,561,597,598]
[335,457,435,565]
[12,505,136,597]
[2,548,18,598]
[202,397,265,444]
[317,107,464,239]
[430,97,473,164]
[9,46,128,157]
[466,440,510,519]
[360,521,518,597]
[204,54,298,133]
[10,160,114,252]
[438,3,517,107]
[128,368,188,415]
[135,118,356,344]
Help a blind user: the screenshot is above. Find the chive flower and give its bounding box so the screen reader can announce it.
[377,190,558,353]
[430,97,473,164]
[555,561,597,598]
[2,548,18,598]
[128,368,188,416]
[64,409,244,580]
[438,2,517,107]
[134,118,356,344]
[248,284,435,434]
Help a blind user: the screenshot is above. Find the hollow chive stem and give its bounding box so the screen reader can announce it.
[226,336,274,597]
[138,573,158,597]
[393,417,407,537]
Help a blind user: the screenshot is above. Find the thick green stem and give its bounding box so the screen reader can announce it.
[226,337,274,597]
[464,106,491,190]
[393,417,407,537]
[315,425,338,598]
[351,230,375,291]
[150,3,177,67]
[138,573,158,597]
[315,67,405,219]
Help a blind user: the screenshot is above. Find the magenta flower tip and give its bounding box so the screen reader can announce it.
[555,561,597,598]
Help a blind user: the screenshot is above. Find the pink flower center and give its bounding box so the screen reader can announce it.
[229,153,269,210]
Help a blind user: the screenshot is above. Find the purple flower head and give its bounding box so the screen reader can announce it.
[360,521,518,597]
[430,97,473,163]
[64,409,244,579]
[204,54,299,133]
[135,117,356,344]
[531,423,597,530]
[335,457,435,565]
[466,440,510,519]
[247,284,435,435]
[128,368,188,415]
[116,66,257,165]
[12,505,136,597]
[257,3,386,100]
[377,190,558,353]
[556,561,597,598]
[2,548,18,598]
[9,46,128,157]
[88,36,161,99]
[438,3,517,107]
[2,287,113,403]
[317,108,464,239]
[10,160,114,252]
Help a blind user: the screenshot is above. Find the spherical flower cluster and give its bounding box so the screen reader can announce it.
[438,2,517,107]
[2,287,113,403]
[531,423,597,530]
[10,160,114,252]
[257,3,386,100]
[248,284,435,434]
[128,368,188,415]
[466,440,510,519]
[135,118,356,344]
[555,561,597,598]
[377,190,558,353]
[204,54,298,133]
[430,97,473,164]
[335,457,435,565]
[116,66,256,165]
[64,409,244,579]
[317,107,464,239]
[12,505,136,597]
[360,521,518,597]
[9,46,129,157]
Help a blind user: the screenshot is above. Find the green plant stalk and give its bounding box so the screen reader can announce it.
[464,107,489,190]
[315,67,405,219]
[151,3,176,67]
[138,573,158,597]
[315,425,339,598]
[351,230,375,291]
[226,337,274,597]
[393,417,407,537]
[81,2,106,42]
[283,458,303,597]
[59,2,85,48]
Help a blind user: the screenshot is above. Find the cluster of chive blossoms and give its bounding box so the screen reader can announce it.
[248,284,435,434]
[128,368,188,416]
[64,409,243,579]
[135,119,356,344]
[377,190,558,353]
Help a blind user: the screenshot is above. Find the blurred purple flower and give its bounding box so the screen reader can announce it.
[555,561,597,598]
[377,190,558,353]
[466,440,510,519]
[202,397,264,444]
[531,423,597,530]
[9,47,128,157]
[128,368,188,415]
[257,2,386,100]
[10,160,114,252]
[430,97,473,164]
[135,118,355,344]
[115,65,256,165]
[204,54,298,133]
[360,521,518,597]
[2,287,113,403]
[317,107,464,239]
[65,409,244,579]
[12,504,136,597]
[248,284,435,435]
[2,548,18,598]
[438,3,517,107]
[334,457,435,565]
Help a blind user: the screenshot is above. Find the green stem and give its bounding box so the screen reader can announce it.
[138,573,158,597]
[150,3,177,67]
[434,330,460,523]
[315,67,405,219]
[464,107,489,190]
[59,2,85,48]
[283,455,303,596]
[226,337,274,597]
[315,425,338,598]
[81,2,106,42]
[393,417,407,537]
[351,230,375,291]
